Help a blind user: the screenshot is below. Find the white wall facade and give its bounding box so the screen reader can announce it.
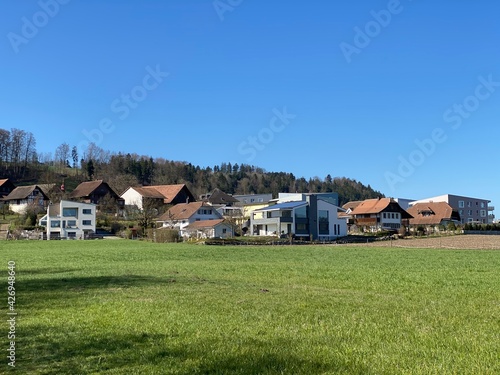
[40,200,96,240]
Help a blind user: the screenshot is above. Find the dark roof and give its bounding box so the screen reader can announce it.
[69,180,106,198]
[38,184,57,196]
[3,185,49,201]
[407,202,461,226]
[69,180,122,201]
[201,189,239,205]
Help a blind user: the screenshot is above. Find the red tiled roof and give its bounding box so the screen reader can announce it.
[157,202,208,221]
[407,202,460,226]
[131,184,191,204]
[185,219,225,229]
[350,198,392,215]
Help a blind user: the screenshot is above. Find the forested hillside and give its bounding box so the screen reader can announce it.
[0,128,384,205]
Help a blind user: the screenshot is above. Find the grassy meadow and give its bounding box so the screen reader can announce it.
[0,240,499,374]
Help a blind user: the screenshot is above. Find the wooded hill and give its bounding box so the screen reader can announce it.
[0,129,384,205]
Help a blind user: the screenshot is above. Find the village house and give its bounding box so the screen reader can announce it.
[182,219,234,239]
[121,184,196,210]
[350,198,413,232]
[156,201,225,238]
[39,200,97,240]
[406,202,461,233]
[410,194,493,224]
[2,185,50,214]
[250,194,347,240]
[70,180,124,213]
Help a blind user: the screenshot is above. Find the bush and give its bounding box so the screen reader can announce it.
[146,228,181,243]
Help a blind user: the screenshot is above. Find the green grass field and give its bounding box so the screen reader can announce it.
[1,241,499,374]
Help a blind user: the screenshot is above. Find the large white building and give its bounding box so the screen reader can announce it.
[39,200,97,240]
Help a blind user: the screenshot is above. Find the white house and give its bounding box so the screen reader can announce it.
[120,184,196,210]
[39,200,97,240]
[350,198,413,232]
[183,219,234,239]
[250,194,347,240]
[2,185,49,214]
[156,202,224,237]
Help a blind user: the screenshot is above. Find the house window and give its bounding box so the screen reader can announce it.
[67,220,77,227]
[467,201,472,207]
[82,220,92,226]
[458,201,465,208]
[222,228,227,234]
[319,210,329,235]
[383,213,387,219]
[468,210,473,216]
[481,202,485,208]
[480,210,487,217]
[295,223,308,234]
[391,213,395,219]
[50,220,61,228]
[67,232,76,238]
[267,211,272,218]
[63,208,78,217]
[294,206,307,220]
[282,210,292,218]
[395,213,399,219]
[459,210,463,216]
[82,209,92,215]
[468,218,474,223]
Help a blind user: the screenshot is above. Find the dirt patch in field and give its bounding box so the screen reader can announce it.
[345,235,500,250]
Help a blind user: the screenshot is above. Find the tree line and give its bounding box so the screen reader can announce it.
[0,128,384,205]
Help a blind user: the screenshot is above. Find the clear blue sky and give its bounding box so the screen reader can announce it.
[1,1,499,211]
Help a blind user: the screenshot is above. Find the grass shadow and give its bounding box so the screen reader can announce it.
[16,274,178,310]
[18,325,370,375]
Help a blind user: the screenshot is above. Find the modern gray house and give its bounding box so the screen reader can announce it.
[250,194,347,240]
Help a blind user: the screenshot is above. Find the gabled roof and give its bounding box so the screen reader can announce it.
[407,202,460,226]
[185,219,226,229]
[157,202,216,221]
[127,184,194,204]
[38,183,57,196]
[342,201,362,211]
[3,185,49,201]
[201,189,239,205]
[69,180,123,201]
[350,198,413,218]
[69,180,106,198]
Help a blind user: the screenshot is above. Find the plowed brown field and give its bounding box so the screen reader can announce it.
[347,234,500,250]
